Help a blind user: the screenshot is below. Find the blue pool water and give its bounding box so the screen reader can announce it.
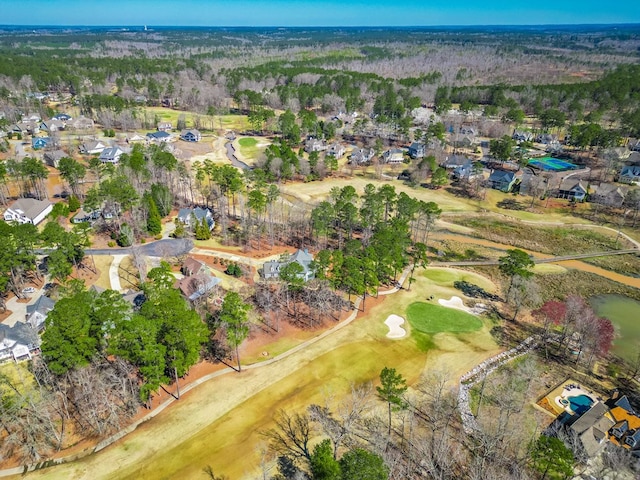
[567,394,594,415]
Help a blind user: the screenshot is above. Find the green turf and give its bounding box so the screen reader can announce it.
[407,302,483,333]
[238,137,257,148]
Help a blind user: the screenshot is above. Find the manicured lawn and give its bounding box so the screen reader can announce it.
[407,302,483,333]
[238,137,257,148]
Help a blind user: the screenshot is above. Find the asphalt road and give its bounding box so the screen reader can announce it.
[87,238,194,257]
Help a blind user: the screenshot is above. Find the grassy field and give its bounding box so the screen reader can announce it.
[135,107,250,132]
[0,362,35,397]
[407,302,483,333]
[92,255,114,290]
[452,217,634,255]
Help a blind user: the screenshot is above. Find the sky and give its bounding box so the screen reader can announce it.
[0,0,638,26]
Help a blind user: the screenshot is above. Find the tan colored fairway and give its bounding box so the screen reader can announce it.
[280,177,478,212]
[23,270,499,480]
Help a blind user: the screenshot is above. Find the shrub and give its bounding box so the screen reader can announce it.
[225,263,242,277]
[107,240,116,248]
[67,195,80,212]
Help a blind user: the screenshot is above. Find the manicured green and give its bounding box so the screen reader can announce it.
[406,302,482,333]
[238,137,258,148]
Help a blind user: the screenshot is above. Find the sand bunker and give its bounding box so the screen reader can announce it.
[438,296,487,315]
[385,314,406,339]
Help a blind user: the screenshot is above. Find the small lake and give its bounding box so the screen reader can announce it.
[591,295,640,362]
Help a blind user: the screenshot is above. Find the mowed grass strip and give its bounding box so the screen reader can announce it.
[407,302,482,333]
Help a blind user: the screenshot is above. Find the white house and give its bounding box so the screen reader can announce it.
[25,295,56,331]
[3,198,53,225]
[382,148,404,164]
[0,323,40,363]
[326,143,346,158]
[79,140,106,155]
[177,207,215,230]
[99,146,124,164]
[262,249,315,282]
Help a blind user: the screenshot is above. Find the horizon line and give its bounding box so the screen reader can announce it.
[1,22,640,28]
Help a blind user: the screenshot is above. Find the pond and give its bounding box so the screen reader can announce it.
[591,294,640,362]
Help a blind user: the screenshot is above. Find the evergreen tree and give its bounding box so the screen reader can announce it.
[145,193,162,235]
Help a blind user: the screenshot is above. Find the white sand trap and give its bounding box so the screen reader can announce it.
[438,296,488,315]
[439,296,473,313]
[385,314,406,339]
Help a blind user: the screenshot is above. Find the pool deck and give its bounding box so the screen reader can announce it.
[536,379,605,417]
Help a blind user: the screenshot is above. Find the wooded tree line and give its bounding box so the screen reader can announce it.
[0,219,90,310]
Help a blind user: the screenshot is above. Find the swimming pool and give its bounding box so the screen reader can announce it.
[528,157,578,171]
[566,394,594,415]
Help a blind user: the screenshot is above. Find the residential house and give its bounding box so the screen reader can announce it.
[99,146,124,164]
[26,92,47,101]
[629,138,640,152]
[21,113,41,123]
[52,113,72,123]
[333,112,357,125]
[180,129,202,142]
[453,135,476,149]
[262,249,314,282]
[564,402,615,458]
[70,116,94,130]
[44,150,68,168]
[326,143,346,158]
[14,121,40,135]
[556,179,588,202]
[536,133,559,145]
[382,148,404,165]
[441,155,473,170]
[127,133,146,143]
[487,169,518,192]
[408,142,426,159]
[146,131,172,143]
[79,140,106,155]
[157,122,173,132]
[134,95,147,104]
[3,198,53,225]
[619,165,640,184]
[304,138,326,153]
[0,323,40,363]
[591,183,627,207]
[40,119,65,133]
[607,394,640,456]
[177,207,215,230]
[25,295,56,331]
[175,274,221,302]
[513,130,534,142]
[452,164,483,182]
[181,257,209,277]
[349,147,374,165]
[31,137,51,150]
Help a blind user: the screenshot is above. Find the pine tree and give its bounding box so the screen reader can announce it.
[146,195,162,235]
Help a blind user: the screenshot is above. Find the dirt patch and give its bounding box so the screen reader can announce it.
[0,309,13,322]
